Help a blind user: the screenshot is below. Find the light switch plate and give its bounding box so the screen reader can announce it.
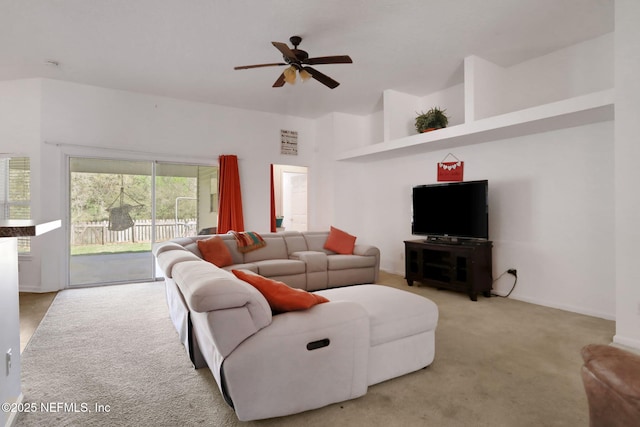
[6,348,12,376]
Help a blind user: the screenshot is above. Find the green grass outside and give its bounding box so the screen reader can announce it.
[71,242,151,256]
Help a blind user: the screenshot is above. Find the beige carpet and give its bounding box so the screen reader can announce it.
[17,272,614,426]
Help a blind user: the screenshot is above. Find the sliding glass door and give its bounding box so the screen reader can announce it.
[153,162,219,242]
[69,158,217,286]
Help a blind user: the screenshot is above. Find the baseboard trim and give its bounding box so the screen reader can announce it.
[18,284,46,293]
[509,295,615,321]
[381,268,616,321]
[613,334,640,351]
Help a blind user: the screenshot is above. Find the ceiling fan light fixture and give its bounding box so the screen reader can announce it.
[299,68,312,82]
[234,36,352,89]
[283,66,297,85]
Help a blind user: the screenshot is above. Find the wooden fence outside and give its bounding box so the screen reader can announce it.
[71,219,197,246]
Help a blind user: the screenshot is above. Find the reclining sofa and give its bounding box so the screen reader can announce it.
[153,230,438,421]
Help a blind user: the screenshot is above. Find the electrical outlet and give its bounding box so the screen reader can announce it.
[6,348,12,376]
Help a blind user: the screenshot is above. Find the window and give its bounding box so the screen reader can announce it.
[0,157,31,253]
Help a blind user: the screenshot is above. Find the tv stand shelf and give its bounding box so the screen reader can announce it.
[404,239,493,301]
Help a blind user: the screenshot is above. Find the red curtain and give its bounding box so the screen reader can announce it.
[217,155,245,234]
[270,164,276,232]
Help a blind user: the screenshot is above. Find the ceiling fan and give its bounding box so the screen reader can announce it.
[234,36,352,89]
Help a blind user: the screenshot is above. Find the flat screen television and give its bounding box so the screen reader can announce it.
[412,180,489,241]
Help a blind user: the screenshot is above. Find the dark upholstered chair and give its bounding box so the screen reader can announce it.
[581,344,640,427]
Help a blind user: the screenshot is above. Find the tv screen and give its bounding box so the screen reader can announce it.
[412,180,488,240]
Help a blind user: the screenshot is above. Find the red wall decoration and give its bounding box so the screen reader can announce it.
[437,153,464,182]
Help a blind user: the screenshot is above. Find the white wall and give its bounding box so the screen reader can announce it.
[330,122,615,319]
[0,80,41,427]
[464,33,613,122]
[3,78,316,291]
[383,89,421,141]
[465,55,508,121]
[326,34,616,320]
[0,80,41,151]
[0,79,46,292]
[613,0,640,348]
[505,32,613,114]
[0,239,21,427]
[311,113,353,230]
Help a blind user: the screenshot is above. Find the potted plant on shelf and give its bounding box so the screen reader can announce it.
[415,107,449,133]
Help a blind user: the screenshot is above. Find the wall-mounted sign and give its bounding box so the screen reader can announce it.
[280,130,298,155]
[437,153,464,182]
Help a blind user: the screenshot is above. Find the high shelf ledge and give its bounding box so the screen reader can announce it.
[337,89,614,162]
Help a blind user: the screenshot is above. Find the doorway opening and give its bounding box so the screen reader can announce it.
[272,164,308,232]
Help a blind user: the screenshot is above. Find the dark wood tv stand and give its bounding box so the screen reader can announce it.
[404,238,493,301]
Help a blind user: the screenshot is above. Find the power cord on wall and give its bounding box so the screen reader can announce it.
[491,269,518,298]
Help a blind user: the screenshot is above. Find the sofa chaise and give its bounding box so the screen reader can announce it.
[153,230,439,421]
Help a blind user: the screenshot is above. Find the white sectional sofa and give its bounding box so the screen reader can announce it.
[153,230,438,421]
[170,230,380,290]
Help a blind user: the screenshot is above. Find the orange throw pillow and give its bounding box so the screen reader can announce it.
[197,236,233,268]
[231,269,329,314]
[323,226,357,255]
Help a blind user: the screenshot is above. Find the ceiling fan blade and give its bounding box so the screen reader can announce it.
[303,66,340,89]
[306,55,353,65]
[272,41,297,61]
[234,62,286,70]
[273,73,286,87]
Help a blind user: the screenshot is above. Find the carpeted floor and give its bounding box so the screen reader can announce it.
[17,272,614,426]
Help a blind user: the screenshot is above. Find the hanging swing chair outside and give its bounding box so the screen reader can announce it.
[108,205,135,231]
[107,179,144,232]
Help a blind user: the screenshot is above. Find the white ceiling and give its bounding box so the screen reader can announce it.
[0,0,614,119]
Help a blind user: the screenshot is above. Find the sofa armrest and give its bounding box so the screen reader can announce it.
[353,244,380,282]
[353,244,379,257]
[152,241,186,256]
[172,260,271,319]
[221,300,370,421]
[155,247,202,278]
